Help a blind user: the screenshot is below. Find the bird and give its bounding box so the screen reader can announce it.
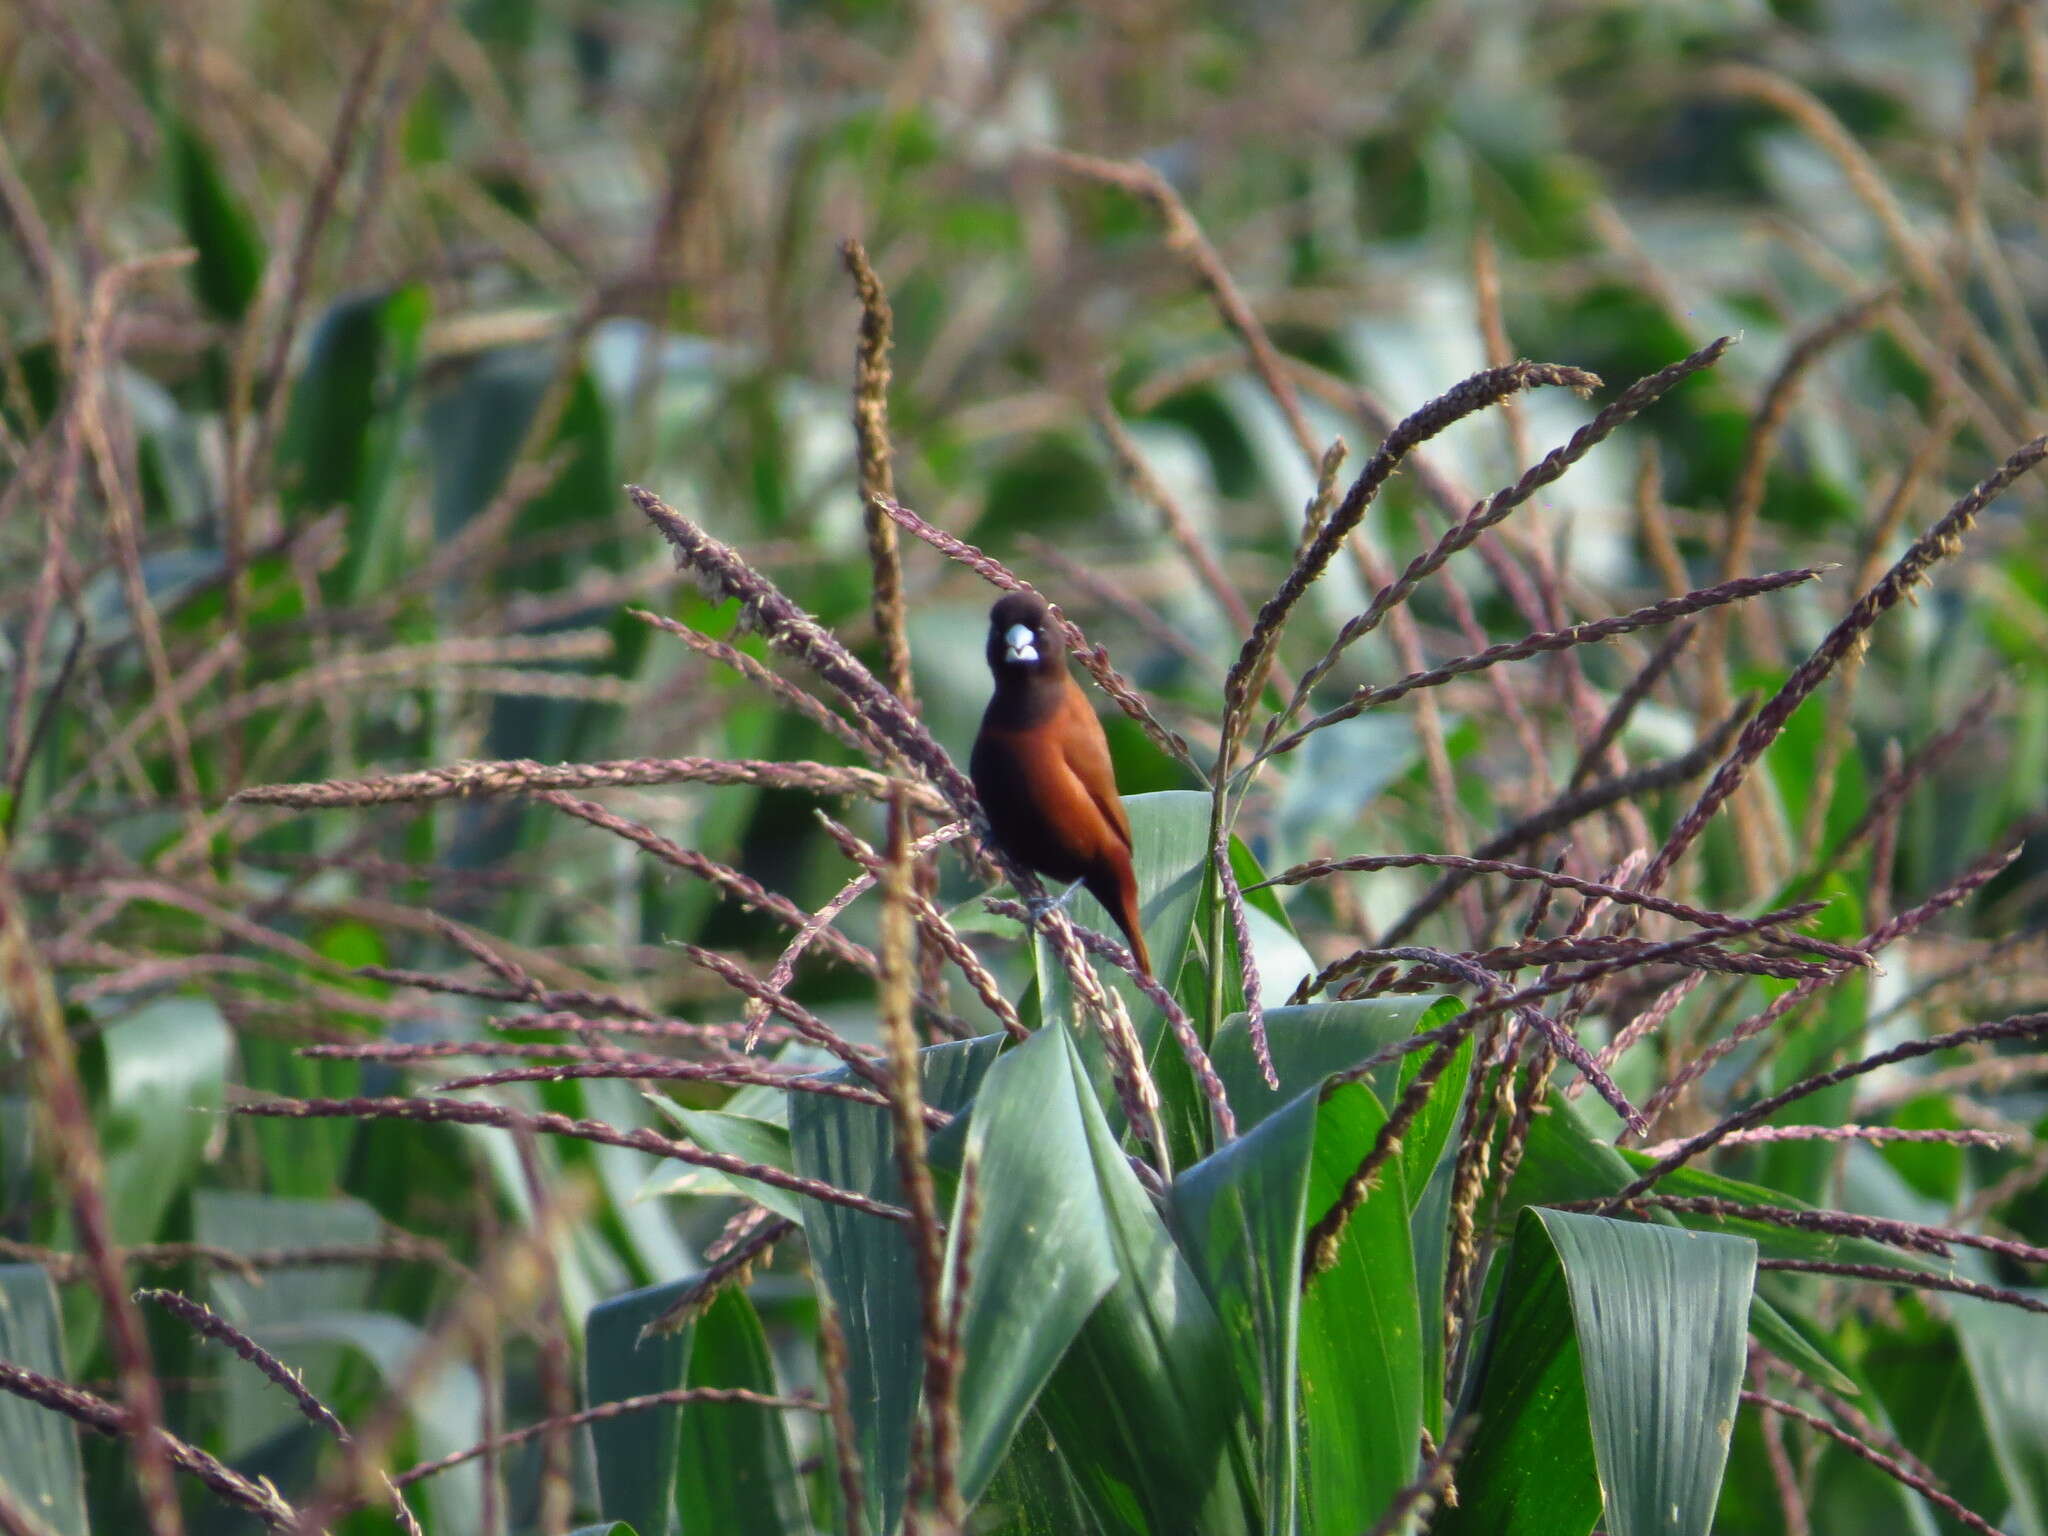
[969,590,1152,977]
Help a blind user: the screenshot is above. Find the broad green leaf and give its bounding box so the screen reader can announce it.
[92,996,231,1244]
[283,285,430,601]
[1212,993,1466,1204]
[0,1098,30,1219]
[582,1077,697,1290]
[269,1311,483,1535]
[1854,1317,1996,1536]
[674,1289,808,1535]
[643,1101,802,1223]
[509,367,622,593]
[981,1411,1107,1536]
[1034,1022,1259,1536]
[1437,1207,1603,1536]
[1412,1157,1455,1442]
[787,1034,1005,1536]
[1952,1293,2048,1536]
[195,1192,381,1458]
[165,117,264,322]
[1536,1210,1754,1536]
[1172,1088,1317,1534]
[284,286,426,509]
[1297,1080,1424,1532]
[570,1525,638,1536]
[0,1266,87,1535]
[234,1034,356,1200]
[428,348,552,543]
[587,1276,695,1536]
[948,1027,1121,1505]
[1505,1092,1857,1395]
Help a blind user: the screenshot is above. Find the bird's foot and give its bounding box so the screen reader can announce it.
[1024,882,1083,921]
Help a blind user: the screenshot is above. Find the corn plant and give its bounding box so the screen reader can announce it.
[4,3,2048,1535]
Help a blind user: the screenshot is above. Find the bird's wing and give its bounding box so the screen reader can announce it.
[1056,687,1134,854]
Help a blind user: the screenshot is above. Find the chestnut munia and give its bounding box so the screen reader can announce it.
[969,591,1152,976]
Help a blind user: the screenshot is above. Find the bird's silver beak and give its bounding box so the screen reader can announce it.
[1004,623,1039,664]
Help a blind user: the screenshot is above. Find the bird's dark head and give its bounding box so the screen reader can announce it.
[985,591,1063,685]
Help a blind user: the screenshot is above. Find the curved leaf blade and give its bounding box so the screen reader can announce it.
[949,1025,1121,1504]
[0,1266,86,1536]
[787,1033,1005,1536]
[674,1288,808,1535]
[587,1276,696,1536]
[1536,1209,1755,1536]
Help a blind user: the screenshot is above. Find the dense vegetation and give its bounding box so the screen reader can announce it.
[3,2,2047,1533]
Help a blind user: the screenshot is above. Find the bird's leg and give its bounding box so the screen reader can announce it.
[1024,880,1083,921]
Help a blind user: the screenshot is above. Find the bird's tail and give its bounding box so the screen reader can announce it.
[1087,869,1152,979]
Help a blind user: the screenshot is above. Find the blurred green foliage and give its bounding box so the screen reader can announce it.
[3,0,2047,1532]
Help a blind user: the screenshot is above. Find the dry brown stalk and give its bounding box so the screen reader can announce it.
[1643,840,2023,1127]
[0,1360,295,1529]
[1636,433,2048,901]
[391,1383,819,1489]
[1256,340,1730,769]
[233,1094,908,1220]
[536,788,879,977]
[640,1214,798,1341]
[1229,357,1605,772]
[0,866,185,1536]
[1375,698,1753,946]
[1716,288,1896,648]
[1257,851,1842,948]
[819,815,1026,1041]
[1705,64,2026,433]
[421,1060,941,1122]
[1441,1023,1511,1366]
[667,937,891,1083]
[1040,148,1324,467]
[877,786,964,1528]
[1266,566,1824,759]
[1647,1124,2018,1153]
[841,238,916,711]
[630,608,886,761]
[753,818,974,1043]
[1565,619,1697,790]
[1211,825,1274,1087]
[233,754,946,813]
[630,485,983,811]
[1793,684,2001,902]
[1705,288,1895,889]
[228,0,449,582]
[1802,406,1961,863]
[0,1233,471,1288]
[1357,1418,1473,1536]
[1606,1194,2048,1267]
[1303,1027,1469,1282]
[81,250,207,845]
[367,967,656,1021]
[33,634,243,828]
[1615,1009,2048,1205]
[981,895,1237,1142]
[289,1178,592,1532]
[136,1289,351,1442]
[1740,1391,2000,1536]
[1089,391,1254,635]
[818,1295,871,1536]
